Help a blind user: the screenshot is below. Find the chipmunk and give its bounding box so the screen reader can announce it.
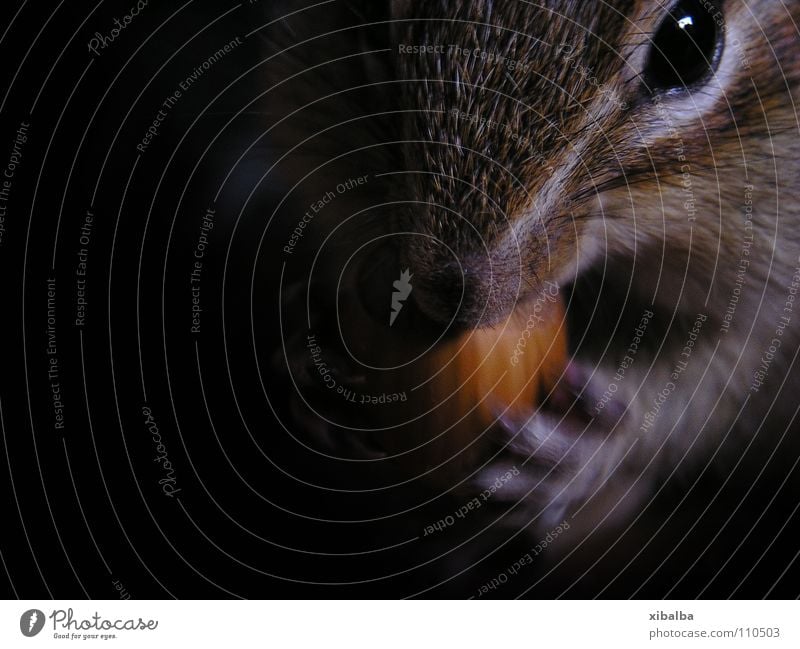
[266,0,800,592]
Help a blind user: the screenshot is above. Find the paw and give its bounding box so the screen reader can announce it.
[471,393,613,530]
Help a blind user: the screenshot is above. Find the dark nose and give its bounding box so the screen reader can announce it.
[410,255,524,329]
[354,235,525,332]
[411,264,466,327]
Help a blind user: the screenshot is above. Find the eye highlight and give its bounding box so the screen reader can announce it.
[644,0,724,92]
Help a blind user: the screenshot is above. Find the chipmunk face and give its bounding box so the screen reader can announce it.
[270,0,800,580]
[391,0,800,327]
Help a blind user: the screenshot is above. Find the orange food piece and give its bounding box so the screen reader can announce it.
[340,293,568,486]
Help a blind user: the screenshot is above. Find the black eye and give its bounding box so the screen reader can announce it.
[644,0,723,92]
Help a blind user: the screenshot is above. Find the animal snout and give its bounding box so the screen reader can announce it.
[409,253,525,330]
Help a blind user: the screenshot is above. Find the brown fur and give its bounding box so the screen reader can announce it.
[269,0,800,572]
[384,0,800,538]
